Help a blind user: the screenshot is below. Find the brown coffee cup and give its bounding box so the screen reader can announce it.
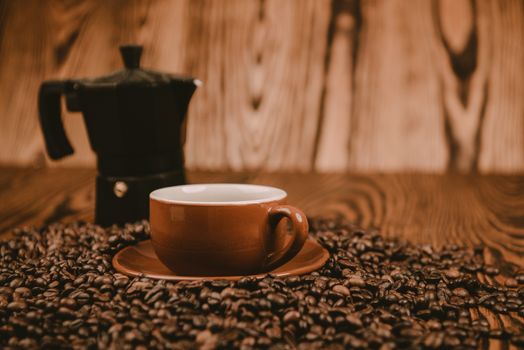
[149,184,309,276]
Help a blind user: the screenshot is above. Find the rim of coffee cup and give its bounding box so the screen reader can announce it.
[150,183,287,206]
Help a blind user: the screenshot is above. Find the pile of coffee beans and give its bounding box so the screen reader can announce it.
[1,219,523,349]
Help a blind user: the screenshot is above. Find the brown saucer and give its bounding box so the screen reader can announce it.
[112,239,329,281]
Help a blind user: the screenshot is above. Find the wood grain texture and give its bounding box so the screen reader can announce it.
[0,0,522,172]
[477,0,524,172]
[1,168,522,266]
[183,0,330,171]
[334,0,448,171]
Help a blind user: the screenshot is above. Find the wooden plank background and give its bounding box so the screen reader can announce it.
[0,0,522,172]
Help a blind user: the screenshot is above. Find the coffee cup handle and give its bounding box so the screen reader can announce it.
[264,205,309,270]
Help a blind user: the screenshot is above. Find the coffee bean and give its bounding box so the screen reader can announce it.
[332,285,350,296]
[57,307,76,319]
[345,314,362,328]
[18,338,36,348]
[452,287,469,297]
[505,278,518,288]
[493,304,507,314]
[267,293,286,308]
[426,320,442,331]
[266,325,282,339]
[443,336,461,347]
[484,266,499,276]
[445,267,461,279]
[75,292,90,304]
[283,310,300,323]
[426,272,441,283]
[0,295,9,310]
[0,286,13,296]
[305,295,317,305]
[14,287,31,297]
[515,274,524,284]
[9,278,23,289]
[7,301,27,311]
[94,275,112,287]
[347,276,365,287]
[400,328,423,338]
[59,298,77,309]
[489,329,505,339]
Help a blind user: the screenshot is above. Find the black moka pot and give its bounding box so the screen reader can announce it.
[38,45,201,226]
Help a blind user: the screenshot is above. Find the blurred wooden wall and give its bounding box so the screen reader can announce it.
[0,0,522,172]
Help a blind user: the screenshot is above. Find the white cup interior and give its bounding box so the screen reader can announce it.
[150,184,287,205]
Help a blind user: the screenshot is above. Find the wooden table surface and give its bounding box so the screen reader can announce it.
[1,167,523,267]
[1,167,524,349]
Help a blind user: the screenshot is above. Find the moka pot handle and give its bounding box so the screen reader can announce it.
[38,80,74,159]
